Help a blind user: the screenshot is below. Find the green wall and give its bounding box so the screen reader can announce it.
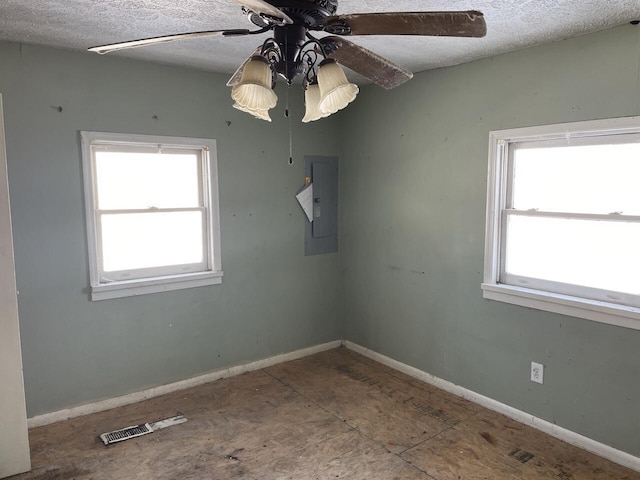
[340,24,640,456]
[0,42,342,417]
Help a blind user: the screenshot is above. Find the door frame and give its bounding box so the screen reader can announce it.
[0,93,31,478]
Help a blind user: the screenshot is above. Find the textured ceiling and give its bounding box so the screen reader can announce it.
[0,0,638,84]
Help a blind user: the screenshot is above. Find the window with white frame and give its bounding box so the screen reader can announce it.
[483,117,640,330]
[81,132,222,300]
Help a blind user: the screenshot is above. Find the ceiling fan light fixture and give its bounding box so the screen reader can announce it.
[231,55,277,110]
[302,83,331,123]
[317,59,359,114]
[233,102,272,122]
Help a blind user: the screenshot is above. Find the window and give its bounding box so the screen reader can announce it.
[81,132,222,300]
[483,117,640,330]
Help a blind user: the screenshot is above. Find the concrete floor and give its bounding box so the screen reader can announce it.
[11,347,640,479]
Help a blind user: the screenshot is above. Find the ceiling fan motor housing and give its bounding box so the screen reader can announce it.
[255,0,338,27]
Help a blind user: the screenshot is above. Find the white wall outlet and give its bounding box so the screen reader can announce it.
[531,362,544,384]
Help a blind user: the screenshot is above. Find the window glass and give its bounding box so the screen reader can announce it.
[101,211,204,272]
[95,151,201,210]
[512,142,640,215]
[504,215,640,294]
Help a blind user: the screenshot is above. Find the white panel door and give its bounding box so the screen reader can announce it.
[0,94,31,477]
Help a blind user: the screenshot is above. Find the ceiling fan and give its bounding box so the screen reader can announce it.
[89,0,486,122]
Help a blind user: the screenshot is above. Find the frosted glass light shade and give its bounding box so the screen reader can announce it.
[231,56,277,111]
[233,102,272,122]
[317,59,358,114]
[302,83,331,123]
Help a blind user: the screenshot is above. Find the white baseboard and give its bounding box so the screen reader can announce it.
[27,340,341,429]
[343,340,640,474]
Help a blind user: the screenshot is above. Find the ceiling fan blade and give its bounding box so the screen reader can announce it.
[320,37,412,90]
[233,0,293,24]
[226,46,263,87]
[322,11,486,37]
[88,29,251,55]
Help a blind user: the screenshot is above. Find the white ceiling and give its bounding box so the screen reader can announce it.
[0,0,638,84]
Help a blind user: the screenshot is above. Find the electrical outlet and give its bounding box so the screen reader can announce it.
[531,362,544,384]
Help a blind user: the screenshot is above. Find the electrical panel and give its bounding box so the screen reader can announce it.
[304,155,338,256]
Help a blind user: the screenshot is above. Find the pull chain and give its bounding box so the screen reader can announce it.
[286,85,293,165]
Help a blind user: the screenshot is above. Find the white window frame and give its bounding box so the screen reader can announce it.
[482,116,640,330]
[81,131,223,301]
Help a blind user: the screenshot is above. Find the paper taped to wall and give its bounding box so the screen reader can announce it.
[296,183,314,222]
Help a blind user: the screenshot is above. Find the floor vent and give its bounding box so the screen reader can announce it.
[99,415,186,446]
[100,423,153,445]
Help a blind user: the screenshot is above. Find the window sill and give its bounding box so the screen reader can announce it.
[481,283,640,331]
[91,271,223,301]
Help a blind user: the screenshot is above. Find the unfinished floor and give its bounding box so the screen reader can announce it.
[11,347,640,480]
